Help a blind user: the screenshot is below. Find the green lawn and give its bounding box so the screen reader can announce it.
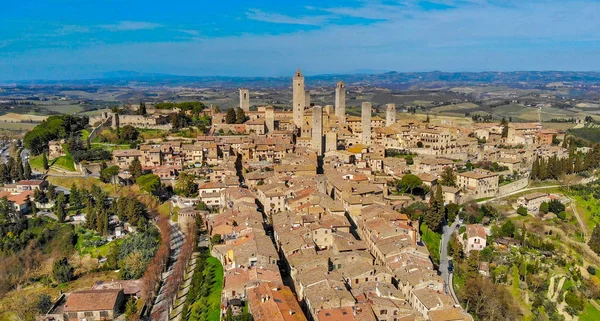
[52,155,76,171]
[30,152,76,172]
[568,193,600,233]
[29,154,45,171]
[580,302,600,321]
[90,142,130,151]
[75,227,122,258]
[81,129,90,141]
[206,257,223,321]
[420,223,441,265]
[187,255,224,321]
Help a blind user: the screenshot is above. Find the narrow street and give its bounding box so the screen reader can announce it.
[150,222,184,321]
[439,215,461,305]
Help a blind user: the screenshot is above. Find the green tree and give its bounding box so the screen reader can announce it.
[175,172,198,197]
[138,101,147,115]
[399,174,423,194]
[52,257,74,283]
[120,125,139,141]
[501,220,516,237]
[516,206,527,216]
[539,201,549,214]
[424,185,444,232]
[136,174,161,196]
[439,167,456,187]
[235,107,247,124]
[0,163,7,183]
[23,161,32,180]
[69,183,81,208]
[125,297,138,321]
[100,165,120,184]
[225,108,237,124]
[548,199,565,214]
[36,293,53,314]
[129,158,143,180]
[54,193,67,222]
[501,117,509,138]
[589,225,600,255]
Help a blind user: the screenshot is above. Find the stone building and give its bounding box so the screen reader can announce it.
[293,68,306,129]
[239,88,250,112]
[386,103,396,127]
[311,106,323,156]
[335,81,346,124]
[362,102,372,145]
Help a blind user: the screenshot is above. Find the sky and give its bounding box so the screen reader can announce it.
[1,0,600,80]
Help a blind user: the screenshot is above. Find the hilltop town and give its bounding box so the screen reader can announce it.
[1,69,600,321]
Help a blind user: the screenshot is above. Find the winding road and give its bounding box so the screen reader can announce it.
[440,215,461,305]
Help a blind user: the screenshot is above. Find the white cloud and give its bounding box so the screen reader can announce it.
[246,9,329,25]
[100,21,162,31]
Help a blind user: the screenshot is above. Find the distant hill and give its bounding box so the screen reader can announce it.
[4,70,600,89]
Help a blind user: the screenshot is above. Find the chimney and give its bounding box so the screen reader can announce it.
[289,309,294,315]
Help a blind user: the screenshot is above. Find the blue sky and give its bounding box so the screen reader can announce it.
[1,0,600,80]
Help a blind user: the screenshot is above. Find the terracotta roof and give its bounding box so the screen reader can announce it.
[8,190,33,205]
[64,289,122,312]
[466,224,486,239]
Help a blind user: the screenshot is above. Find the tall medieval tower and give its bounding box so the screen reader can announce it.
[335,81,346,124]
[362,102,372,145]
[386,103,396,127]
[293,68,306,130]
[311,106,323,156]
[239,88,250,112]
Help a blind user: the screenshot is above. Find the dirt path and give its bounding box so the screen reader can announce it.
[547,275,557,300]
[569,196,589,242]
[552,277,566,302]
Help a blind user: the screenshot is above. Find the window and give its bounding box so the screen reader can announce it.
[380,309,387,315]
[85,311,94,317]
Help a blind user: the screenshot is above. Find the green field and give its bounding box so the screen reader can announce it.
[39,103,84,114]
[568,193,599,233]
[420,223,441,265]
[91,142,130,151]
[29,155,45,171]
[52,155,76,171]
[76,227,123,258]
[580,302,600,321]
[187,256,224,321]
[0,122,38,131]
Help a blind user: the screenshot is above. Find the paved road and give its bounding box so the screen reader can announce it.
[150,222,184,321]
[477,185,561,204]
[440,215,461,305]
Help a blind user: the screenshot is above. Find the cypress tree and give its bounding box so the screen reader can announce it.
[225,108,236,124]
[42,152,49,170]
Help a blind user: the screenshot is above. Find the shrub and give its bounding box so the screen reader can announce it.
[588,265,597,275]
[517,206,528,216]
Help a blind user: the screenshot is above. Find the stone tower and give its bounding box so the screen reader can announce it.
[386,103,396,127]
[361,102,372,145]
[293,68,306,130]
[325,132,337,152]
[311,106,323,156]
[239,88,250,112]
[265,106,275,133]
[335,81,346,124]
[305,90,311,108]
[111,113,119,128]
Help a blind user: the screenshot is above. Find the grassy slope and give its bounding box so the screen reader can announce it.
[580,302,600,321]
[420,223,441,265]
[206,257,224,321]
[52,155,76,171]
